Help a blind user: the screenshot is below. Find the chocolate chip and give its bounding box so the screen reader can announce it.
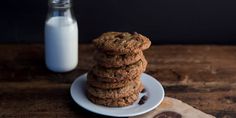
[106,54,114,58]
[141,88,146,93]
[115,34,124,38]
[120,54,126,58]
[154,111,182,118]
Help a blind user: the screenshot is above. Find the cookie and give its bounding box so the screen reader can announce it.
[87,71,140,89]
[88,72,131,83]
[87,79,143,99]
[93,32,151,54]
[94,50,144,68]
[92,57,147,81]
[87,92,139,107]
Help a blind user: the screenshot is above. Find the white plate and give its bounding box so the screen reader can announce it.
[70,73,165,117]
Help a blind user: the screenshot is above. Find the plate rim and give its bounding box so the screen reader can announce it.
[70,73,165,117]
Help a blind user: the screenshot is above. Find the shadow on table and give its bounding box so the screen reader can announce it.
[68,97,126,118]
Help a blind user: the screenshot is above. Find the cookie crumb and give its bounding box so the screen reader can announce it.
[142,95,148,101]
[141,88,146,93]
[138,99,145,105]
[138,95,148,105]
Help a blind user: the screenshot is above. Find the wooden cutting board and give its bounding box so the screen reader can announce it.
[130,97,215,118]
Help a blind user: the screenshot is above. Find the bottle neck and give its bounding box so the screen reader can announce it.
[47,0,75,19]
[49,7,73,18]
[49,0,71,8]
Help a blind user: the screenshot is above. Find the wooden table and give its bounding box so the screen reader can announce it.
[0,44,235,118]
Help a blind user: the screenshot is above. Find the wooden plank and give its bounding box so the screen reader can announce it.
[0,44,236,117]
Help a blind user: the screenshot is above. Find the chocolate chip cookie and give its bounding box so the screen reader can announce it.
[87,92,139,107]
[88,72,125,83]
[87,71,140,89]
[92,57,147,81]
[94,50,144,68]
[87,79,143,99]
[93,32,151,54]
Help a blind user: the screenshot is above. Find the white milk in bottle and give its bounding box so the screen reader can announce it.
[45,0,78,72]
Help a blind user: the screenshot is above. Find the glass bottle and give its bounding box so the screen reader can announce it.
[45,0,78,72]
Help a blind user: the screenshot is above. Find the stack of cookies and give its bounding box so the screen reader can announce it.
[86,32,151,107]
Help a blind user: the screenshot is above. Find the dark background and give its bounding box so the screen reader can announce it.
[1,0,236,44]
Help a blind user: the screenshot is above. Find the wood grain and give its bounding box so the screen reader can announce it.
[0,44,235,118]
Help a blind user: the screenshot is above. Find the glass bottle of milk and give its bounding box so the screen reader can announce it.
[45,0,78,72]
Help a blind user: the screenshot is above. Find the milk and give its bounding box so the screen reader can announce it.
[45,16,78,72]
